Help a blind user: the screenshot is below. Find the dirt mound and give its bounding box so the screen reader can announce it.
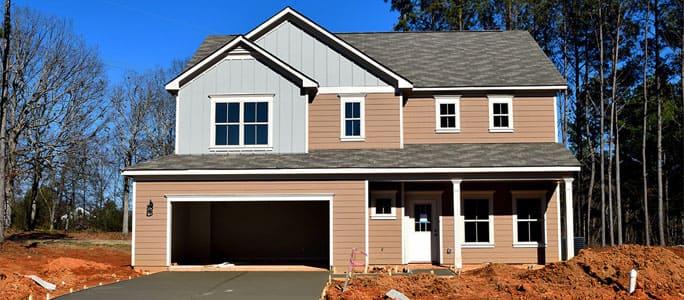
[46,257,111,272]
[525,245,684,298]
[326,245,684,299]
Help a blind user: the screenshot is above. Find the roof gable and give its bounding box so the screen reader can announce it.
[166,36,318,92]
[244,7,413,89]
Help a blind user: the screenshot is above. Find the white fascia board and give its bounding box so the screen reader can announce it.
[166,193,334,202]
[413,85,568,92]
[165,36,318,91]
[317,86,395,94]
[122,166,580,177]
[245,7,413,89]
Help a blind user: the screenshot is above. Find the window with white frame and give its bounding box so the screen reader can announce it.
[462,192,494,246]
[512,192,546,247]
[211,96,272,149]
[340,95,365,140]
[370,190,396,219]
[488,95,513,132]
[435,96,460,132]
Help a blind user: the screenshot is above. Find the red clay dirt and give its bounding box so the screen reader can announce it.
[326,245,684,299]
[0,231,139,300]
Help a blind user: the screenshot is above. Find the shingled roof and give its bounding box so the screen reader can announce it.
[125,143,578,172]
[183,31,565,88]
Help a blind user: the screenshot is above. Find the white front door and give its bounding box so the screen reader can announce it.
[407,200,437,263]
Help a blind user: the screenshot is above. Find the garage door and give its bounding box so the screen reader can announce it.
[171,200,329,267]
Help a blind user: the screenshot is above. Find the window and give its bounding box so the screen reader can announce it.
[340,95,365,141]
[462,192,494,247]
[370,191,396,219]
[210,96,272,149]
[512,191,546,247]
[488,95,513,132]
[435,96,460,133]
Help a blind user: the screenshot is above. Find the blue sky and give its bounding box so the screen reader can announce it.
[14,0,399,83]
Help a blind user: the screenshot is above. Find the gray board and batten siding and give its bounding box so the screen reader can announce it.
[177,57,307,154]
[254,21,390,88]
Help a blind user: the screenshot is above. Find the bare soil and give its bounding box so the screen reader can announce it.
[326,245,684,299]
[0,231,139,300]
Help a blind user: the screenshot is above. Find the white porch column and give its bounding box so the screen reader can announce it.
[451,179,462,269]
[564,177,575,260]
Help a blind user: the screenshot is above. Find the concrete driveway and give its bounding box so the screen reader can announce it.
[57,271,329,300]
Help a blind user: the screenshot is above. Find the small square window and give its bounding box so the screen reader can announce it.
[488,95,513,132]
[371,191,396,219]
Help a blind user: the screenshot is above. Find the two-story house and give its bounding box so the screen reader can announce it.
[123,7,580,273]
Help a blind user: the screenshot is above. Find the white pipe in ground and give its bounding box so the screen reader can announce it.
[629,269,638,294]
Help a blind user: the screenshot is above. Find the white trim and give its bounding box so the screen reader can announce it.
[555,183,562,261]
[174,95,179,154]
[439,214,444,264]
[399,93,404,149]
[451,179,462,269]
[222,54,253,60]
[461,191,495,247]
[370,190,397,219]
[209,95,274,151]
[434,96,461,133]
[339,94,366,140]
[318,86,394,94]
[305,93,309,153]
[488,95,514,132]
[166,196,172,266]
[244,7,413,89]
[400,182,407,264]
[511,190,547,248]
[554,95,559,143]
[364,180,369,268]
[123,166,581,177]
[131,181,136,267]
[165,36,318,91]
[564,177,575,260]
[165,193,335,268]
[413,85,567,91]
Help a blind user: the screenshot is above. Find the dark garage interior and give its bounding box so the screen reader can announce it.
[171,201,329,267]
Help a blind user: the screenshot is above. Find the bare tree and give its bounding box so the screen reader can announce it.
[642,0,651,246]
[655,0,665,246]
[0,0,10,242]
[598,0,607,247]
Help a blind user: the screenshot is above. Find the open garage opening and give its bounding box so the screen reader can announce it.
[170,201,329,268]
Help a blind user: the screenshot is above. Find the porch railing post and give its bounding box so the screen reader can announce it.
[563,177,575,260]
[451,179,462,269]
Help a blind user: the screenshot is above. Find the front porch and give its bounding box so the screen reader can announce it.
[367,178,574,269]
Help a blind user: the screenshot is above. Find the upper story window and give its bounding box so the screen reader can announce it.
[210,95,273,150]
[488,95,514,132]
[512,191,546,247]
[339,95,365,141]
[462,191,494,247]
[435,96,460,133]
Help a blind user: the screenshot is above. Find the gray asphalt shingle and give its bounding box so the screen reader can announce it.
[182,31,565,88]
[126,143,578,171]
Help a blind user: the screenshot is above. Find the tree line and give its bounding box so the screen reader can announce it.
[385,0,684,246]
[0,3,178,241]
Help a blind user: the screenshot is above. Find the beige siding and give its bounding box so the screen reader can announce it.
[460,183,560,264]
[368,207,403,265]
[404,96,556,144]
[134,180,365,269]
[309,93,400,150]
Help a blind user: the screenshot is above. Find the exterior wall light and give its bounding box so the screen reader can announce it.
[146,200,154,217]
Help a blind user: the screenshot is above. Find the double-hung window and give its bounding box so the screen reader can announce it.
[211,96,272,149]
[462,192,494,247]
[340,95,365,141]
[512,191,546,247]
[435,96,460,133]
[488,95,514,132]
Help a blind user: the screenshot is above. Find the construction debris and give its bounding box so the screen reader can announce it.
[26,275,56,291]
[385,289,410,300]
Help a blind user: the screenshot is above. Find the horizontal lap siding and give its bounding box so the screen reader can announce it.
[404,96,555,144]
[309,93,400,150]
[461,183,560,264]
[368,207,402,265]
[134,181,365,268]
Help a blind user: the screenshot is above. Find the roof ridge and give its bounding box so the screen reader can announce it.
[334,30,525,34]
